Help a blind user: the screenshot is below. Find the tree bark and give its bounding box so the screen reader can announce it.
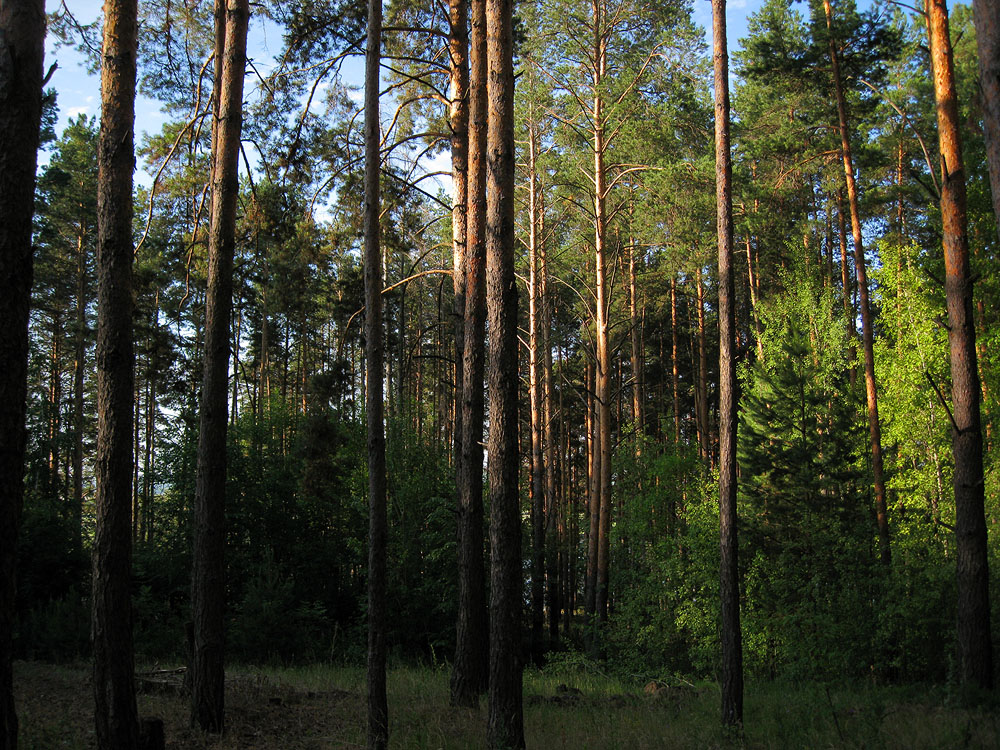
[0,1,45,745]
[450,0,469,474]
[451,0,490,708]
[592,2,613,627]
[584,360,600,618]
[628,239,644,434]
[824,0,890,565]
[695,267,710,465]
[972,0,1000,244]
[713,0,743,726]
[670,277,681,444]
[191,0,249,732]
[364,0,388,744]
[92,0,141,745]
[485,0,524,739]
[927,0,994,690]
[527,117,545,661]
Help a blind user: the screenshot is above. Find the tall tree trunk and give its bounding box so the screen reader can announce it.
[73,230,88,556]
[527,117,545,661]
[695,267,710,464]
[191,0,249,732]
[927,0,994,689]
[451,0,490,707]
[713,0,743,726]
[0,0,45,744]
[449,0,468,472]
[48,314,62,495]
[364,0,388,744]
[824,0,890,565]
[92,0,140,744]
[670,277,681,444]
[485,0,524,738]
[541,217,560,644]
[628,240,643,434]
[836,189,857,389]
[584,360,600,617]
[972,0,1000,244]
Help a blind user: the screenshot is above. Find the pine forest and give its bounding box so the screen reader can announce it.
[2,0,1000,746]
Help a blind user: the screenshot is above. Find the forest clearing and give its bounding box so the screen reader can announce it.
[2,0,1000,745]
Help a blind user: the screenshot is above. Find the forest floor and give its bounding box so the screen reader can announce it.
[13,659,1000,749]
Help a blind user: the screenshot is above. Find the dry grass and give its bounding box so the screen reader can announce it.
[14,660,1000,749]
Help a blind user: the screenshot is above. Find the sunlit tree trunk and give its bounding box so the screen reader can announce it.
[450,0,469,474]
[0,0,46,744]
[485,0,524,736]
[824,0,890,565]
[713,0,743,726]
[364,0,388,742]
[451,0,490,708]
[527,118,545,660]
[92,0,141,744]
[927,0,994,690]
[191,0,249,732]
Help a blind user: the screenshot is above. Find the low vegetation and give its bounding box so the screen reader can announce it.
[15,660,1000,749]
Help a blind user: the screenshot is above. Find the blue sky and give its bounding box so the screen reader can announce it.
[39,0,763,194]
[46,0,770,148]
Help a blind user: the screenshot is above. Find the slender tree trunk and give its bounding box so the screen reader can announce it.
[0,1,45,744]
[670,277,681,444]
[541,217,559,644]
[73,230,87,556]
[972,0,1000,244]
[48,314,62,494]
[451,0,490,707]
[485,0,524,737]
[824,0,890,565]
[713,0,743,725]
[584,361,600,617]
[927,0,994,689]
[364,0,388,743]
[92,0,141,744]
[745,238,764,359]
[628,240,643,433]
[836,189,857,389]
[449,0,469,472]
[527,117,545,660]
[695,267,710,464]
[191,0,249,732]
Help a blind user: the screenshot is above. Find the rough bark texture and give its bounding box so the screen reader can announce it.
[92,0,141,746]
[191,0,249,733]
[927,0,994,690]
[449,0,468,491]
[0,1,46,745]
[972,0,1000,243]
[824,0,890,566]
[485,0,524,739]
[364,0,389,743]
[713,0,743,726]
[451,0,490,708]
[528,120,545,661]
